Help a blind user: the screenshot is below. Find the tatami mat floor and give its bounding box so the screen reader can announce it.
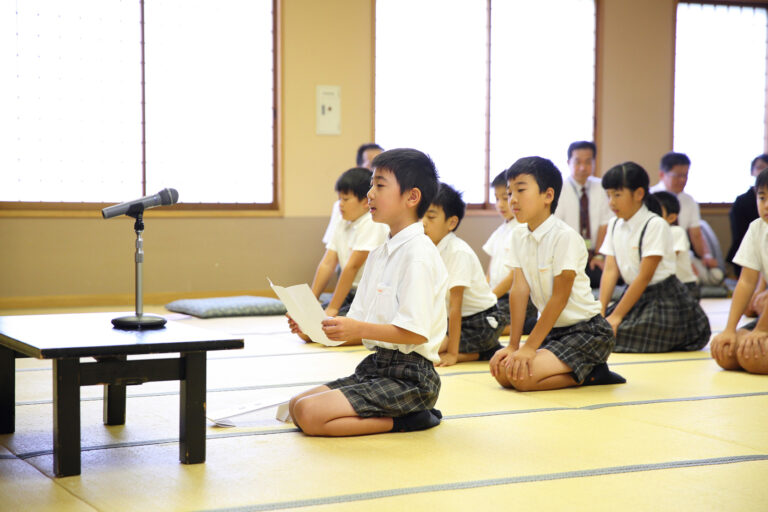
[1,299,767,511]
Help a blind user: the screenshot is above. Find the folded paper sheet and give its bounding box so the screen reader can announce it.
[268,278,344,346]
[207,398,288,427]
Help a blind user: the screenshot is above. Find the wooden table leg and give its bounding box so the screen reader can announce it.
[53,358,81,477]
[103,356,126,425]
[0,346,14,434]
[179,351,206,464]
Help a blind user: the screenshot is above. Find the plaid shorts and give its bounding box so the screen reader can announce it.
[497,294,538,335]
[459,304,505,356]
[540,314,615,383]
[325,347,440,418]
[607,275,711,353]
[321,288,356,317]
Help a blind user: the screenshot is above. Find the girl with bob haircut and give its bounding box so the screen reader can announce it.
[598,162,710,352]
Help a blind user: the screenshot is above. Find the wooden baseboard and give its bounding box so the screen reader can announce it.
[0,289,279,310]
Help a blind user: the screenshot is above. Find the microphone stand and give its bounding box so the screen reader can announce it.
[111,210,167,330]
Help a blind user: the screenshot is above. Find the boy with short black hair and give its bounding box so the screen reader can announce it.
[711,168,768,375]
[309,168,388,324]
[652,190,700,300]
[287,148,448,436]
[423,182,505,366]
[483,171,538,334]
[490,156,623,391]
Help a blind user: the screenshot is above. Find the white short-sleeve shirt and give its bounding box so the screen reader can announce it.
[554,176,613,249]
[650,182,701,230]
[437,232,497,317]
[346,222,448,363]
[326,211,389,287]
[733,218,768,275]
[508,215,602,328]
[670,225,697,284]
[322,200,343,245]
[599,205,676,285]
[482,219,520,289]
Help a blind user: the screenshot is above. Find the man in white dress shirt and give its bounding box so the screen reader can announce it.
[554,141,612,288]
[650,152,723,285]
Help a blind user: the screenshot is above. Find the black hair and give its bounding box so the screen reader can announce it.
[371,148,439,219]
[652,190,680,216]
[660,152,691,172]
[432,182,466,231]
[567,141,597,160]
[335,167,373,200]
[756,167,768,191]
[491,170,508,188]
[602,161,660,213]
[751,154,768,173]
[356,143,384,166]
[504,156,563,212]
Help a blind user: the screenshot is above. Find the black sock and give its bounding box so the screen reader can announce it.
[581,363,626,386]
[391,409,441,432]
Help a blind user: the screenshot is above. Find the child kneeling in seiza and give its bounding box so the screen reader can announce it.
[288,148,448,436]
[490,157,624,390]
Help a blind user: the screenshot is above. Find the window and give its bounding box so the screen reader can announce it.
[674,2,767,203]
[375,0,596,205]
[0,0,275,207]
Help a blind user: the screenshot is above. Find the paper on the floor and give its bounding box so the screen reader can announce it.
[268,278,343,346]
[207,398,287,427]
[275,402,293,423]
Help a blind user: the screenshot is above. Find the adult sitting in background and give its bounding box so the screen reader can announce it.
[322,143,384,245]
[554,141,612,288]
[650,152,723,285]
[727,154,768,276]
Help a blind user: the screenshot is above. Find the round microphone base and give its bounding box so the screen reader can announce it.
[111,314,167,330]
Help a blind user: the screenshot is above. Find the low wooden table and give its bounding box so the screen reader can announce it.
[0,312,244,477]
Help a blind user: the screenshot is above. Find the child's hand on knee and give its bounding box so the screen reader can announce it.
[737,330,768,360]
[507,345,535,381]
[436,352,458,367]
[711,330,736,361]
[322,316,360,342]
[605,313,622,336]
[489,346,511,377]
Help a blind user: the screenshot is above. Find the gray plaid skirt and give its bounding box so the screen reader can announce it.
[540,314,615,383]
[497,294,538,335]
[459,304,505,356]
[607,275,711,353]
[325,347,440,418]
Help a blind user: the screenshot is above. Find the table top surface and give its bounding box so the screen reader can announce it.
[0,312,244,359]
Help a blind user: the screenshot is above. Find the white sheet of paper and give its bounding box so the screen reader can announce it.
[268,278,344,346]
[275,402,293,423]
[207,398,287,427]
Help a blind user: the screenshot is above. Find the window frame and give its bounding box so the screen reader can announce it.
[673,0,768,209]
[373,0,599,211]
[0,0,281,217]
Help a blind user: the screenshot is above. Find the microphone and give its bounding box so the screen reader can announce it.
[102,188,179,219]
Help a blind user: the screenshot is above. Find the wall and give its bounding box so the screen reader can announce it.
[0,0,742,308]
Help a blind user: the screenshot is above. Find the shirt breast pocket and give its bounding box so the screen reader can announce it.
[372,283,397,323]
[536,263,554,297]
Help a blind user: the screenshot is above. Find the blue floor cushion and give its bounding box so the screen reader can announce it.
[165,295,287,318]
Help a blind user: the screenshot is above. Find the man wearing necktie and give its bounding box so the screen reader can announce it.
[554,141,613,288]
